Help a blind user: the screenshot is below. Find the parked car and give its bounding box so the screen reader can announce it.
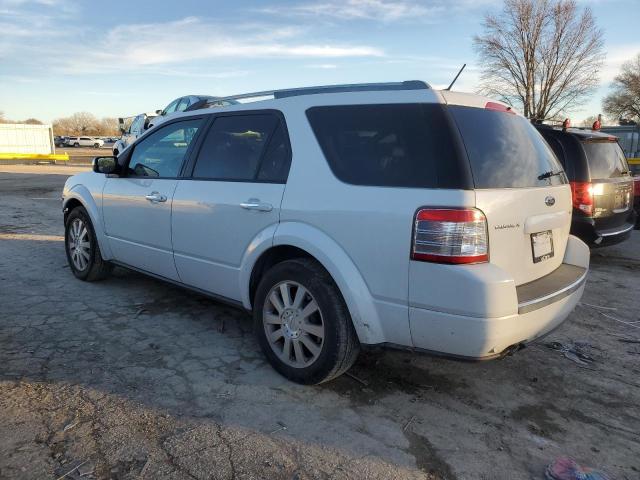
[112,113,157,156]
[62,81,589,384]
[54,136,68,147]
[536,126,636,246]
[66,136,104,148]
[148,95,238,129]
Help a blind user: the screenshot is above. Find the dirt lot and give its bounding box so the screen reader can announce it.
[1,164,639,480]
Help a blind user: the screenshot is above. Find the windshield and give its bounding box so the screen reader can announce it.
[581,141,629,179]
[449,106,566,188]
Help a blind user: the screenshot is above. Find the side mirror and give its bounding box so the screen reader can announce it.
[93,156,119,175]
[155,109,162,115]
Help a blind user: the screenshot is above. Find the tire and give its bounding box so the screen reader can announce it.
[113,148,119,157]
[73,142,79,147]
[93,143,99,148]
[254,258,360,384]
[64,206,113,281]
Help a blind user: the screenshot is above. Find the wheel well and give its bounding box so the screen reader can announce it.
[249,245,313,307]
[63,198,83,224]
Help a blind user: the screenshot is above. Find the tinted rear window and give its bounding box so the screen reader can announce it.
[449,106,566,188]
[306,104,470,189]
[581,141,629,179]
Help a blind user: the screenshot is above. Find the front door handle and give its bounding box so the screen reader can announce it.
[145,192,167,203]
[240,199,273,212]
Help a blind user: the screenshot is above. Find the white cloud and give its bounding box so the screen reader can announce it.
[599,44,640,85]
[53,17,384,74]
[262,0,442,21]
[306,64,339,69]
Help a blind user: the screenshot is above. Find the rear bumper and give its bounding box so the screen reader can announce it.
[408,235,589,359]
[571,212,636,246]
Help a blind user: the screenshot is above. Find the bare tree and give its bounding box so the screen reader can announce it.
[474,0,604,120]
[603,53,640,123]
[53,112,99,136]
[98,117,120,136]
[24,118,43,125]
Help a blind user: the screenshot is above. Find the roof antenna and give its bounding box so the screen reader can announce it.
[445,64,466,91]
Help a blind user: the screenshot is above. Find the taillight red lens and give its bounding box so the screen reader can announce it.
[569,181,593,215]
[411,208,488,264]
[634,178,640,197]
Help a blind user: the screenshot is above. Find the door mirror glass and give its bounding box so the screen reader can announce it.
[93,156,118,175]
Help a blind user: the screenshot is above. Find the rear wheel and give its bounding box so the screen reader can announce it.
[254,258,360,384]
[73,142,79,147]
[93,143,100,148]
[65,207,112,281]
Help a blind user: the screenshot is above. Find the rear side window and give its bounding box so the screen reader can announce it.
[449,106,566,188]
[306,104,469,188]
[581,141,629,179]
[192,113,291,182]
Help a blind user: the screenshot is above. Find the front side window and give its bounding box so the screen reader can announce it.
[128,118,203,178]
[176,97,191,112]
[192,113,290,182]
[163,99,180,116]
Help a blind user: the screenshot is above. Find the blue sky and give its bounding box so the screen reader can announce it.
[1,0,639,124]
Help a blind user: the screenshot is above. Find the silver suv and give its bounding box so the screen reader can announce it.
[62,81,590,384]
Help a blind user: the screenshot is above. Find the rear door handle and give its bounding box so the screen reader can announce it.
[145,192,167,203]
[240,199,273,212]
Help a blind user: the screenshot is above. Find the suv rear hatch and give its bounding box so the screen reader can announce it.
[579,138,634,234]
[445,98,571,286]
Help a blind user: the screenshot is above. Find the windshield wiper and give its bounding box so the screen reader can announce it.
[538,170,563,181]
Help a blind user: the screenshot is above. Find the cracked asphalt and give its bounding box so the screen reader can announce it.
[1,164,639,480]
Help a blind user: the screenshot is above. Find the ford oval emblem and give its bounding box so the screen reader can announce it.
[545,196,555,206]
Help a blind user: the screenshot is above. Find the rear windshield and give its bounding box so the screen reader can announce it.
[581,141,629,179]
[449,106,566,188]
[306,104,470,189]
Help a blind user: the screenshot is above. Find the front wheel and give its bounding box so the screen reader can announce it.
[65,207,112,281]
[73,142,79,147]
[93,143,100,148]
[254,258,360,384]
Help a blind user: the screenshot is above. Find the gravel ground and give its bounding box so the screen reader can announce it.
[1,165,639,480]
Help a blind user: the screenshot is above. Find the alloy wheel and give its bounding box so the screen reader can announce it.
[263,281,325,368]
[68,218,91,271]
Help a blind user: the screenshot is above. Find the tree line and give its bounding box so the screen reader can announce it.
[0,111,44,125]
[53,112,120,136]
[0,111,121,136]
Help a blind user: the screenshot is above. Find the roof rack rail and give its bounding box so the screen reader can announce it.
[210,80,430,105]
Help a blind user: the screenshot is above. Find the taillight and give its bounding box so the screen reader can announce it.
[569,181,598,216]
[411,208,488,264]
[634,178,640,197]
[485,101,515,114]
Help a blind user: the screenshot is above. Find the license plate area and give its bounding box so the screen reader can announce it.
[531,230,554,264]
[613,189,630,212]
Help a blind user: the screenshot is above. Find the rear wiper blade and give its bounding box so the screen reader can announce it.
[538,170,563,180]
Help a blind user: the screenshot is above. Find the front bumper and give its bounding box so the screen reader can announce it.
[408,235,589,359]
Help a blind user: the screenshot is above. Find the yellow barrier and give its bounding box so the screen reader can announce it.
[0,153,69,161]
[627,157,640,165]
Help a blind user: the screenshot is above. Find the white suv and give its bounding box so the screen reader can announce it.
[67,136,104,148]
[62,81,589,384]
